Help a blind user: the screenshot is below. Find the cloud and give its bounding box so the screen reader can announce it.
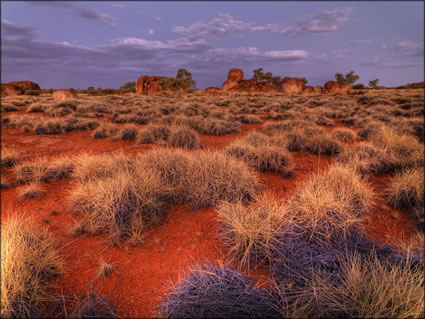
[1,19,38,39]
[146,29,155,35]
[347,39,373,45]
[27,1,117,27]
[154,16,162,21]
[172,9,352,40]
[277,8,353,37]
[393,40,424,57]
[359,56,418,69]
[172,12,266,40]
[188,47,310,70]
[111,3,125,8]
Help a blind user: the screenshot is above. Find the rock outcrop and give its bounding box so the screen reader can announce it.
[324,81,351,94]
[1,84,20,97]
[221,68,244,92]
[8,81,41,91]
[280,77,306,94]
[228,80,278,94]
[227,69,244,82]
[406,82,425,89]
[136,76,168,95]
[203,87,221,96]
[52,89,76,101]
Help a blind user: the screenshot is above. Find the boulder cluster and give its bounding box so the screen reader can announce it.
[219,69,354,95]
[1,81,41,97]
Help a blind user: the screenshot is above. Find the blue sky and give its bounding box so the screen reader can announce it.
[1,1,423,89]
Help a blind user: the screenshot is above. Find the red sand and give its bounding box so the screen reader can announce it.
[1,111,420,317]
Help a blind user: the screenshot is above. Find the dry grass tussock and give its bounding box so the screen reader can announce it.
[217,192,289,269]
[18,182,46,200]
[225,132,293,176]
[294,251,424,318]
[385,167,424,227]
[15,155,75,184]
[1,145,21,168]
[1,214,64,318]
[159,263,279,319]
[70,158,169,245]
[262,121,343,155]
[331,128,356,143]
[338,126,424,175]
[70,150,260,244]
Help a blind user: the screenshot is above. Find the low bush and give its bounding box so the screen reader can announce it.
[1,214,64,318]
[18,183,46,200]
[167,126,200,149]
[331,128,356,143]
[385,167,424,228]
[217,193,288,269]
[137,125,170,144]
[159,264,279,318]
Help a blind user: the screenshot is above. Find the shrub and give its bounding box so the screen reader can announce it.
[1,214,64,318]
[167,127,200,149]
[159,264,279,318]
[192,118,241,136]
[142,149,261,209]
[34,119,65,135]
[114,125,139,141]
[331,128,356,142]
[27,103,47,113]
[296,251,424,318]
[18,183,46,200]
[385,167,424,228]
[70,161,169,245]
[137,125,171,144]
[217,193,288,269]
[24,89,40,96]
[1,146,20,168]
[225,142,292,175]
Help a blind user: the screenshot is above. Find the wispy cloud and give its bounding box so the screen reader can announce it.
[111,3,125,8]
[393,40,424,57]
[154,16,162,21]
[172,8,353,40]
[146,29,155,35]
[276,8,353,37]
[347,39,373,46]
[359,56,418,68]
[27,1,118,27]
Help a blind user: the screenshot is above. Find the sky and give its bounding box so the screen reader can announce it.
[1,1,424,89]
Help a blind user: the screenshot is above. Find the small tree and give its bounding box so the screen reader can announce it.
[368,79,380,88]
[352,83,365,89]
[160,68,196,90]
[300,77,308,85]
[120,81,136,93]
[251,68,281,87]
[335,71,360,86]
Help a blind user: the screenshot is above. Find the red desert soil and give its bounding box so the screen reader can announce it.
[1,115,419,317]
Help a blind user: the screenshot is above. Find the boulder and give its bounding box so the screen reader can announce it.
[313,86,323,94]
[406,81,425,89]
[136,76,169,95]
[8,81,41,91]
[227,69,244,82]
[302,86,316,95]
[221,80,240,92]
[324,81,351,94]
[1,84,20,97]
[203,87,221,96]
[228,80,278,94]
[280,77,306,94]
[52,89,76,101]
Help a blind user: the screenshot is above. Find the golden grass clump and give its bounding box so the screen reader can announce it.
[1,146,20,168]
[385,167,424,227]
[167,126,201,149]
[70,161,169,245]
[285,164,374,245]
[1,214,64,318]
[225,133,292,176]
[217,193,289,269]
[331,128,356,143]
[142,149,261,209]
[300,251,424,318]
[18,182,46,200]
